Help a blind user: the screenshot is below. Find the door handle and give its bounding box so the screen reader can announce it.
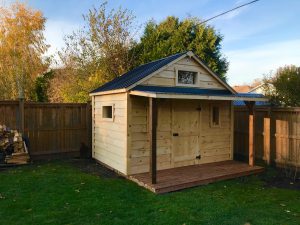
[173,133,179,136]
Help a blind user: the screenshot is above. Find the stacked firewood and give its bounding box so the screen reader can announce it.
[0,125,29,164]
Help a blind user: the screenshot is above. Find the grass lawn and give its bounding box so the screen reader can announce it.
[0,160,300,225]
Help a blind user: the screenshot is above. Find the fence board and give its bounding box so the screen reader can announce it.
[235,106,300,168]
[0,101,91,159]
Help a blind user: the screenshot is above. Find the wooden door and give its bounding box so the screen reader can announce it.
[172,100,200,167]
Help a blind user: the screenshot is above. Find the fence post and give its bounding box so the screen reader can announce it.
[263,108,271,165]
[245,101,255,167]
[18,98,25,134]
[86,101,92,157]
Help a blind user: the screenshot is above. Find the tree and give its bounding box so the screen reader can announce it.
[263,65,300,106]
[131,16,229,80]
[33,70,54,102]
[0,2,49,100]
[52,1,136,102]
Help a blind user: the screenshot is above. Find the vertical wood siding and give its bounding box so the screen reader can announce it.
[234,107,300,167]
[0,101,91,159]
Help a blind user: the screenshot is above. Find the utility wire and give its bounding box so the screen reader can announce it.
[199,0,260,24]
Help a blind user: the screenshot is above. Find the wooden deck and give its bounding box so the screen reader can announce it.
[129,160,264,194]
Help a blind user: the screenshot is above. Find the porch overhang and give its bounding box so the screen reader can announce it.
[129,85,269,102]
[131,85,267,186]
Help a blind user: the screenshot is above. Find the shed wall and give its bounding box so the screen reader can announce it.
[128,96,233,175]
[141,56,226,90]
[128,97,173,174]
[92,93,128,174]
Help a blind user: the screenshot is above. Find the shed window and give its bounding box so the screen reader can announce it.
[177,70,197,85]
[102,105,113,120]
[211,106,220,127]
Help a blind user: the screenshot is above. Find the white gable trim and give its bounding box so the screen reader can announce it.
[89,88,126,96]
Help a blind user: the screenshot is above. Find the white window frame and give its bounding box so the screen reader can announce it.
[210,104,221,128]
[175,67,199,87]
[101,104,114,122]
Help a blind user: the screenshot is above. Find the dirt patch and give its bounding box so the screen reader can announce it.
[262,169,300,190]
[70,158,122,179]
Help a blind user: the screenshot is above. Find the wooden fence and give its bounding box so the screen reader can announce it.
[234,106,300,167]
[0,100,92,159]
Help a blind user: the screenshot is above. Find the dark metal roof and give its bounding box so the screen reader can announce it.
[132,85,266,99]
[90,52,186,93]
[234,100,271,106]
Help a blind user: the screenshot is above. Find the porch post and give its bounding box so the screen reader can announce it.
[263,108,271,165]
[245,101,255,166]
[149,97,158,184]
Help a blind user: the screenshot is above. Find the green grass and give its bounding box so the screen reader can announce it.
[0,161,300,225]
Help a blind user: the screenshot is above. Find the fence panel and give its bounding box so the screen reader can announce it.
[234,106,300,168]
[0,101,92,159]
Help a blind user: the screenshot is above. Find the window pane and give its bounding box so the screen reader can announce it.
[212,106,219,126]
[178,70,197,84]
[103,106,113,118]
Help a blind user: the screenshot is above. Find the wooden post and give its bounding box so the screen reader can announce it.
[245,101,255,166]
[149,97,158,184]
[86,101,92,156]
[264,109,271,165]
[18,98,25,134]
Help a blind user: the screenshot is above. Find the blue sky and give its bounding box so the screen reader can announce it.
[2,0,300,85]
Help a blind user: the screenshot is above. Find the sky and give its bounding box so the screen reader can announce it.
[2,0,300,85]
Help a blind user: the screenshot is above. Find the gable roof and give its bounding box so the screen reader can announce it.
[90,52,186,93]
[90,51,237,95]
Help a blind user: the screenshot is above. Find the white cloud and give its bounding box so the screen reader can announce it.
[225,39,300,85]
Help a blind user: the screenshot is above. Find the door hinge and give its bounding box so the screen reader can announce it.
[196,155,201,160]
[172,133,179,136]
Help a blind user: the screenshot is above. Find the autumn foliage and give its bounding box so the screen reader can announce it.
[0,2,49,100]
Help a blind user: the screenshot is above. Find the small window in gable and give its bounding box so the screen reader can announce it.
[211,106,220,127]
[177,70,198,86]
[102,105,114,121]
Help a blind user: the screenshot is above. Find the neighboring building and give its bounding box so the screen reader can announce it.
[233,85,252,93]
[90,51,267,192]
[234,83,271,106]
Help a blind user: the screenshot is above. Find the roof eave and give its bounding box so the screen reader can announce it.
[129,90,269,101]
[89,88,127,96]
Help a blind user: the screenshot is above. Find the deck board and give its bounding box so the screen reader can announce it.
[129,160,264,193]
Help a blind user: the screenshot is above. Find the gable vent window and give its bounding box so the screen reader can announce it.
[211,106,220,127]
[177,70,198,86]
[102,105,114,121]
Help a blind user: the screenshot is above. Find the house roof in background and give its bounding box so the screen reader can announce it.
[249,83,264,93]
[233,85,251,93]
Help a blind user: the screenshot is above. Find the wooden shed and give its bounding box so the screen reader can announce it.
[90,51,267,193]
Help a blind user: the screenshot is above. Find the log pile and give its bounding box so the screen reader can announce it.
[0,125,30,165]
